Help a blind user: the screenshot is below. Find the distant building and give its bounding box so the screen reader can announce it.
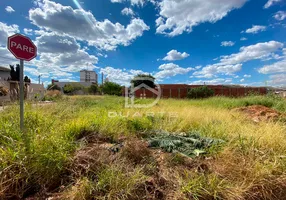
[0,66,10,81]
[80,70,97,83]
[53,81,93,90]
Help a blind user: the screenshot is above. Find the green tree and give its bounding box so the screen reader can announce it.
[47,84,61,91]
[131,74,156,88]
[24,76,31,83]
[102,82,122,96]
[88,84,98,94]
[187,86,214,99]
[63,83,83,94]
[9,64,20,81]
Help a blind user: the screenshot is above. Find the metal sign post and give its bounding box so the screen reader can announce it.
[20,59,24,130]
[7,33,37,131]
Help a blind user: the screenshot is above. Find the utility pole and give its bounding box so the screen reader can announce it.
[38,74,41,84]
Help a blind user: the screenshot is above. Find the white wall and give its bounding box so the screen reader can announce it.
[0,81,46,103]
[27,83,46,100]
[0,71,10,81]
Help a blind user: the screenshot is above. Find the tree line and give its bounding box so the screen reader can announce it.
[47,74,214,98]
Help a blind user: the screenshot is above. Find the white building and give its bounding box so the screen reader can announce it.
[0,66,10,81]
[80,70,97,83]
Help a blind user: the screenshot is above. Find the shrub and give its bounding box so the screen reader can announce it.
[102,82,122,96]
[47,84,61,91]
[63,83,83,94]
[43,90,62,101]
[187,86,214,99]
[88,84,98,94]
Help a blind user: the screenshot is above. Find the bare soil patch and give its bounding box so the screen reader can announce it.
[35,133,209,200]
[234,105,282,122]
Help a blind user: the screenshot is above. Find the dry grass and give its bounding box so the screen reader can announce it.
[0,95,285,199]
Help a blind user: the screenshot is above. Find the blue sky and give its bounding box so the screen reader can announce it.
[0,0,285,87]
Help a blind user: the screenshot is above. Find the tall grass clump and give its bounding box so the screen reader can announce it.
[186,94,286,112]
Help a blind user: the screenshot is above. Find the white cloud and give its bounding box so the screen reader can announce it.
[156,0,247,36]
[193,41,283,78]
[240,37,247,41]
[190,78,233,85]
[0,23,19,67]
[23,28,34,35]
[35,32,81,54]
[111,0,155,6]
[100,66,147,85]
[258,60,286,74]
[97,53,108,58]
[24,32,98,78]
[273,11,286,21]
[0,21,98,82]
[111,0,123,2]
[130,0,146,6]
[5,6,15,13]
[240,79,245,82]
[268,74,286,86]
[244,74,251,78]
[243,25,266,34]
[29,0,149,51]
[193,64,242,78]
[0,47,18,66]
[264,0,281,9]
[39,50,97,72]
[155,63,194,79]
[121,8,135,16]
[25,66,50,77]
[221,41,235,47]
[219,41,283,65]
[162,50,190,61]
[0,22,19,46]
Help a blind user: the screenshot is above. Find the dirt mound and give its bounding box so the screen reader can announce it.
[234,105,281,122]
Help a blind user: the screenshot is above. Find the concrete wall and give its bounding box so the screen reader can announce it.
[124,85,268,99]
[27,83,46,100]
[54,82,93,90]
[0,81,46,103]
[0,71,10,81]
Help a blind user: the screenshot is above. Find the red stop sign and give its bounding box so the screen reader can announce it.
[7,34,37,61]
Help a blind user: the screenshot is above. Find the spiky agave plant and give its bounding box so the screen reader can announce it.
[148,131,224,158]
